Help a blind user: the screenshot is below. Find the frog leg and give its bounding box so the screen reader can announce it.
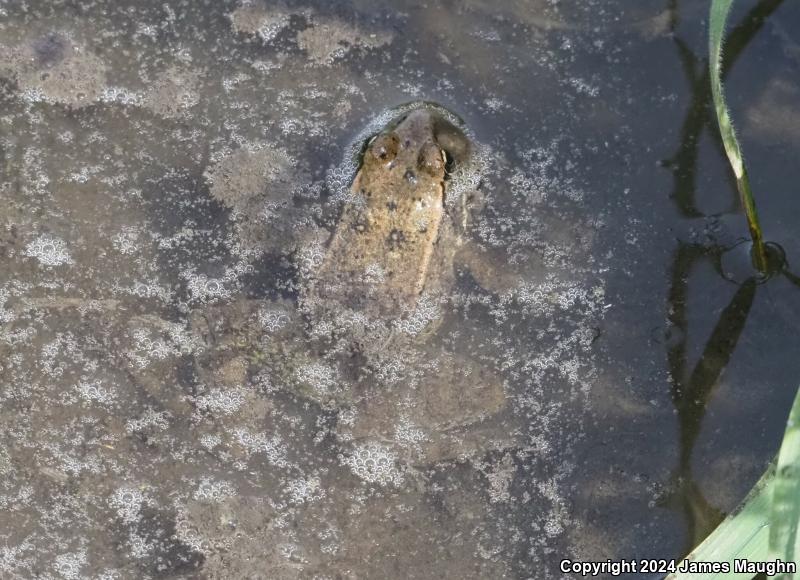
[454,244,521,295]
[444,184,521,295]
[336,342,511,465]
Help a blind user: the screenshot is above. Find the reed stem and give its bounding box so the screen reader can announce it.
[709,0,769,272]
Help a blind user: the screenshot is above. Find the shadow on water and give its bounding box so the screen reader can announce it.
[659,0,800,554]
[664,243,755,548]
[661,0,784,217]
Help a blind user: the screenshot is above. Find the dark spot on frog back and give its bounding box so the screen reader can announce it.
[387,229,406,250]
[352,215,369,233]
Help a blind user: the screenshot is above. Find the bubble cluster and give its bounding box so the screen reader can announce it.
[24,235,73,266]
[294,361,340,397]
[125,408,170,435]
[199,434,222,451]
[0,288,14,325]
[284,476,325,505]
[40,333,80,378]
[296,239,326,277]
[446,142,490,207]
[373,355,405,384]
[394,293,441,336]
[193,477,236,502]
[258,307,290,332]
[517,141,586,203]
[196,387,247,416]
[483,454,515,504]
[126,318,204,368]
[127,531,155,560]
[229,3,291,44]
[100,86,143,106]
[127,328,174,368]
[109,487,148,525]
[185,273,232,304]
[233,428,288,467]
[111,227,142,255]
[341,441,404,486]
[125,280,172,302]
[394,416,427,447]
[512,281,606,318]
[53,550,87,580]
[0,540,35,576]
[363,263,386,284]
[75,379,117,407]
[567,76,600,97]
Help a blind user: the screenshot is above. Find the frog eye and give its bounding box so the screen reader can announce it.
[418,142,445,177]
[368,133,399,163]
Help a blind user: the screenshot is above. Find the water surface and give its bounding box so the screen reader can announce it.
[1,1,799,578]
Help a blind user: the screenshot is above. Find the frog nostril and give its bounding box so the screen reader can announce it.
[403,169,417,184]
[369,133,399,163]
[418,142,445,176]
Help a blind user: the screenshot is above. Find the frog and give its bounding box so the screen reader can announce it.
[191,106,516,465]
[308,108,460,321]
[300,108,516,339]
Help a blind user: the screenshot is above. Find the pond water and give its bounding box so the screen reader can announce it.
[1,0,799,578]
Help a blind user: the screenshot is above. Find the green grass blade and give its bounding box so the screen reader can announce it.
[769,385,800,578]
[668,461,775,580]
[669,386,800,579]
[709,0,743,177]
[709,0,768,270]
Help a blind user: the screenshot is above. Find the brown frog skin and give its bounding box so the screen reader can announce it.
[309,109,460,321]
[192,107,515,465]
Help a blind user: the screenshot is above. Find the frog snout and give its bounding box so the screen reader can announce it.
[418,141,445,177]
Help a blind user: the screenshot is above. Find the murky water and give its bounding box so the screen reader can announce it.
[1,1,799,578]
